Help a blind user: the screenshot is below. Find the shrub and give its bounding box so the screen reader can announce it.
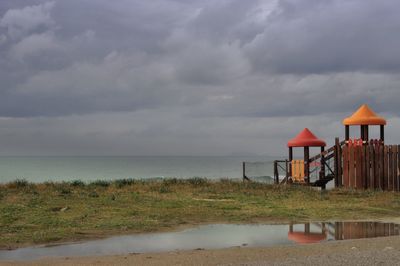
[162,178,182,186]
[114,178,135,188]
[187,177,208,186]
[70,180,85,187]
[7,179,29,189]
[90,180,110,187]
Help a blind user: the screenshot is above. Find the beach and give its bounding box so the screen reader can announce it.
[2,235,400,266]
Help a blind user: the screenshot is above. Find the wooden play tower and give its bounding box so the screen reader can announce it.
[273,104,400,191]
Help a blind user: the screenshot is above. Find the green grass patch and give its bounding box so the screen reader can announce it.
[0,179,400,249]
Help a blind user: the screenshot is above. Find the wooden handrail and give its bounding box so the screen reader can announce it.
[308,140,345,163]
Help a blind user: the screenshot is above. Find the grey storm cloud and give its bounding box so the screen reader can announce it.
[0,0,399,155]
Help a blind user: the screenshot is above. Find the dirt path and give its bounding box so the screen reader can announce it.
[1,235,400,266]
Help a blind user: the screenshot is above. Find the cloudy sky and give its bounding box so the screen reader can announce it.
[0,0,399,156]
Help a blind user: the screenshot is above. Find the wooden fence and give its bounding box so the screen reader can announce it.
[335,222,400,240]
[341,143,400,191]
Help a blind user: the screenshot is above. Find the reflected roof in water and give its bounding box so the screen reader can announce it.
[0,221,399,261]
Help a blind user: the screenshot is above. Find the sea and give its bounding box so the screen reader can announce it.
[0,156,276,184]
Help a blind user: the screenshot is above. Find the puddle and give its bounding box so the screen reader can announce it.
[1,222,399,261]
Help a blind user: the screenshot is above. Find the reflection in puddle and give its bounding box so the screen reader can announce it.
[0,221,399,261]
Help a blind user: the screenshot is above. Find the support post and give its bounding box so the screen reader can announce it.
[362,125,369,143]
[243,162,246,181]
[289,147,293,177]
[320,146,326,189]
[334,137,340,187]
[345,125,350,141]
[304,146,310,184]
[305,223,310,233]
[360,125,365,141]
[285,160,289,183]
[380,125,385,142]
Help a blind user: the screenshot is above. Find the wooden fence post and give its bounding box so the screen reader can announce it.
[374,144,380,189]
[334,138,341,187]
[369,144,375,189]
[392,146,398,191]
[388,146,393,191]
[355,145,362,188]
[379,144,384,189]
[349,144,355,188]
[343,144,348,188]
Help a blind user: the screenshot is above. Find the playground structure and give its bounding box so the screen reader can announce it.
[244,104,400,191]
[288,222,400,244]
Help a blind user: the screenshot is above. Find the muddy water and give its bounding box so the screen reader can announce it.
[1,222,399,261]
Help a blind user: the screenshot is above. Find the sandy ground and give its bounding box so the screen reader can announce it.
[1,235,400,266]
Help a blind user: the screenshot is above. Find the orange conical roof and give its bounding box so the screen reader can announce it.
[287,128,326,147]
[343,104,386,125]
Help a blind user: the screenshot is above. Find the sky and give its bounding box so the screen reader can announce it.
[0,0,400,156]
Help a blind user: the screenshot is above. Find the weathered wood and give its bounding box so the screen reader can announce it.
[304,147,310,184]
[308,141,344,162]
[289,147,293,177]
[365,144,370,188]
[337,140,343,186]
[360,125,365,141]
[369,144,375,189]
[349,144,355,188]
[320,146,325,179]
[383,145,388,190]
[379,145,384,189]
[374,143,380,189]
[393,145,398,191]
[334,139,339,187]
[397,145,400,191]
[272,161,277,184]
[388,146,393,191]
[342,144,348,187]
[365,126,369,141]
[361,145,366,189]
[355,145,362,188]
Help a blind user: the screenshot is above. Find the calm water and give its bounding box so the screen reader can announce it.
[0,156,275,183]
[1,222,399,261]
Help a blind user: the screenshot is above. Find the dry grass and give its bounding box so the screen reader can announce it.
[1,178,400,249]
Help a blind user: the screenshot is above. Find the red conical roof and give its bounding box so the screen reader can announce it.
[287,128,326,147]
[288,232,327,244]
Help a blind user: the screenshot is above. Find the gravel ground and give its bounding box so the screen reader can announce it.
[1,236,400,266]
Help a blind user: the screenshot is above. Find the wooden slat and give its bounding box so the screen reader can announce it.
[355,145,363,188]
[361,145,366,189]
[383,145,389,190]
[334,139,339,187]
[349,144,355,188]
[388,146,393,191]
[338,142,343,186]
[393,145,398,191]
[343,145,348,187]
[365,145,370,189]
[374,144,380,189]
[369,145,375,189]
[379,145,384,189]
[397,145,400,191]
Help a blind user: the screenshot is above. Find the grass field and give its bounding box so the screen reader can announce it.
[1,178,400,249]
